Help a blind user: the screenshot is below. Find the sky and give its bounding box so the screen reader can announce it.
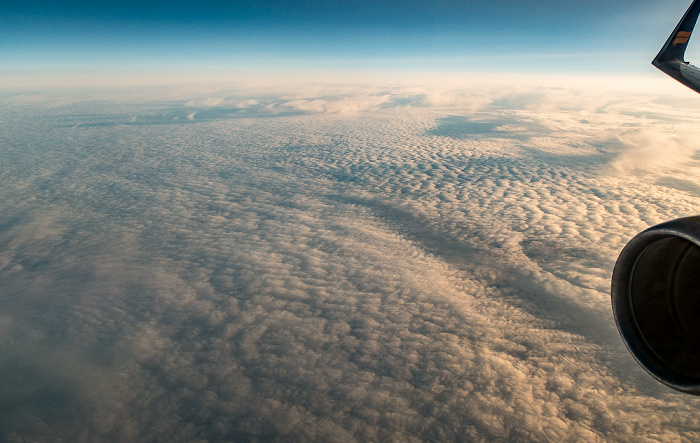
[3,0,700,81]
[5,0,700,441]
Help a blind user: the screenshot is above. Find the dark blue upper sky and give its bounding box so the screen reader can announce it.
[2,0,696,76]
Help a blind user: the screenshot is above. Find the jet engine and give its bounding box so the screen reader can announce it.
[611,216,700,394]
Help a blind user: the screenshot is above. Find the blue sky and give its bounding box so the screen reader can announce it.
[2,0,698,79]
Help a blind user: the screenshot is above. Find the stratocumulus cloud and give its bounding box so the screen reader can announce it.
[1,79,700,441]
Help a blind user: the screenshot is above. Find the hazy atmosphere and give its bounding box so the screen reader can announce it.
[4,0,700,441]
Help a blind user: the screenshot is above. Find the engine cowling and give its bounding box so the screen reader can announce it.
[612,216,700,395]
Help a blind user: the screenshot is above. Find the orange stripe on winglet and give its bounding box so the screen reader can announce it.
[673,31,693,45]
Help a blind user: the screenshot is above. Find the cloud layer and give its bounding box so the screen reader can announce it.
[2,79,700,441]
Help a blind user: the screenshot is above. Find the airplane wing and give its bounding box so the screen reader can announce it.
[653,0,700,93]
[611,0,700,397]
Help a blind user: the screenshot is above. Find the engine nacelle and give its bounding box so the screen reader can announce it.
[612,216,700,394]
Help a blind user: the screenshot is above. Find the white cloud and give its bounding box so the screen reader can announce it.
[2,78,700,440]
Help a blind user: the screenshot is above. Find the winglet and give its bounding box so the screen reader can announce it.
[653,0,700,92]
[653,0,700,66]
